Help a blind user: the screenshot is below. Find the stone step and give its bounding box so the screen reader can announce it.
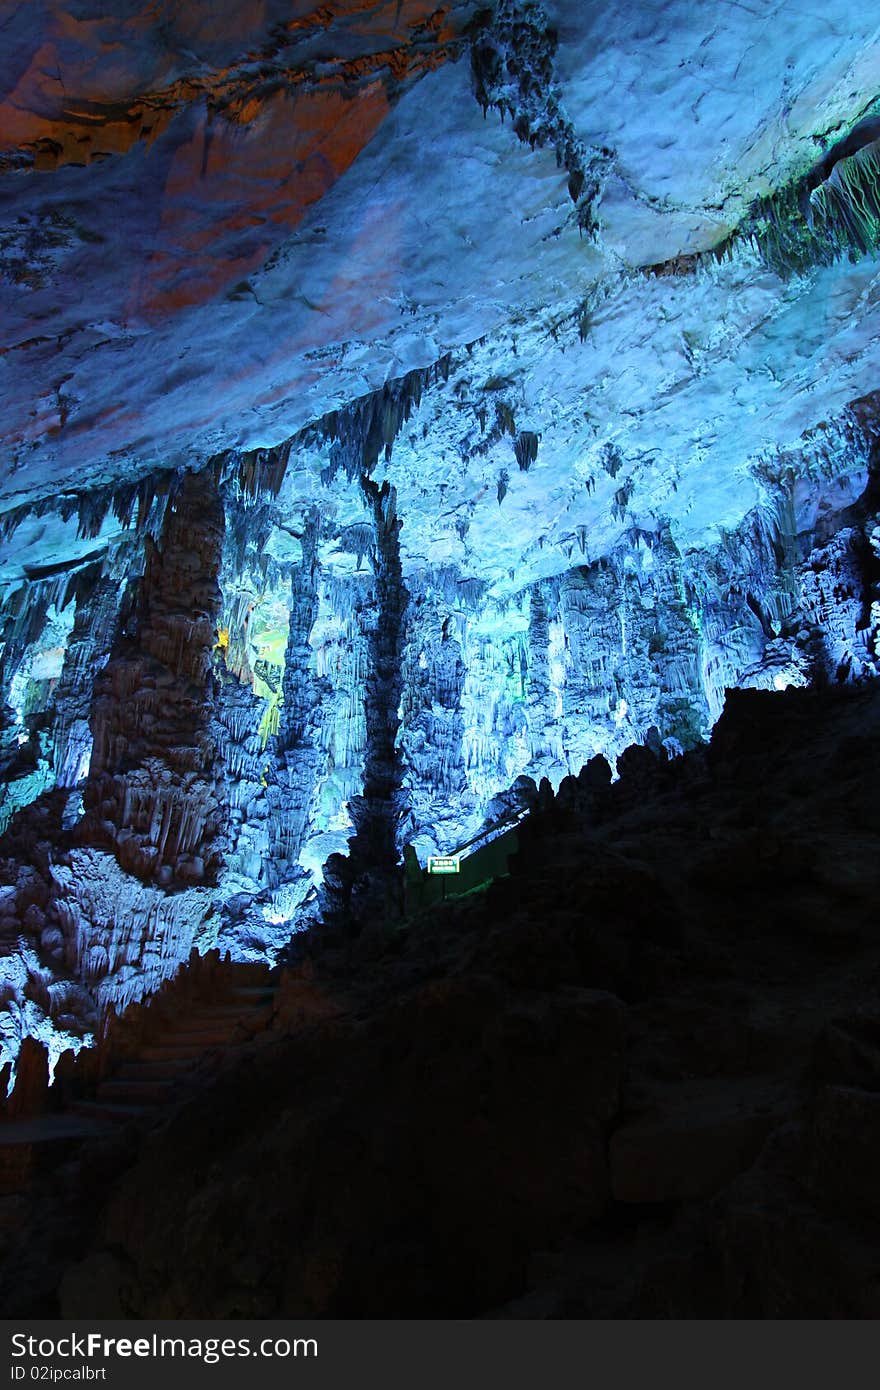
[96,1078,177,1104]
[166,1011,243,1027]
[54,973,278,1131]
[132,1042,213,1062]
[157,1027,239,1047]
[168,1011,264,1034]
[114,1058,194,1081]
[0,1115,111,1144]
[0,1117,113,1193]
[167,1012,251,1032]
[69,1100,153,1126]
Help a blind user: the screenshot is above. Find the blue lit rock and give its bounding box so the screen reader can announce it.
[1,2,880,1077]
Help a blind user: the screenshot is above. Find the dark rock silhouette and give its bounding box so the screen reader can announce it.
[2,681,878,1317]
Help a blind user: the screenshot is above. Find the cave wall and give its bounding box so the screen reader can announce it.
[0,395,878,1083]
[2,1,880,1081]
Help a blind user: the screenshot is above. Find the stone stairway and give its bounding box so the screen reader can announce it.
[68,969,277,1130]
[0,965,278,1196]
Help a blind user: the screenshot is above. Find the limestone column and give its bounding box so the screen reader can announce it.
[51,566,125,790]
[322,479,409,932]
[81,468,227,887]
[266,512,327,886]
[398,586,467,855]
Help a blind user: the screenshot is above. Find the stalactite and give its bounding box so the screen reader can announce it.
[467,0,611,237]
[79,468,228,887]
[0,578,60,690]
[557,565,629,769]
[524,583,565,777]
[458,595,533,813]
[321,479,409,932]
[684,109,880,277]
[310,576,371,838]
[49,849,214,1017]
[304,357,452,484]
[398,585,469,860]
[50,566,126,790]
[214,675,270,892]
[265,509,328,889]
[235,441,294,502]
[0,581,76,834]
[809,135,880,256]
[514,430,539,472]
[1,388,878,1077]
[618,529,707,754]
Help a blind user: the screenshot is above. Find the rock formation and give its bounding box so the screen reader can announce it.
[1,2,880,1319]
[2,677,878,1318]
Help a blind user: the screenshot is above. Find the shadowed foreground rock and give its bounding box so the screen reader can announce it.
[2,679,879,1318]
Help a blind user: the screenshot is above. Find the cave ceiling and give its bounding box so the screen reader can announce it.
[2,0,879,599]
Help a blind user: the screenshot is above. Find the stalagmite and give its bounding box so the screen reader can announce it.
[266,512,327,888]
[80,468,227,887]
[51,567,126,792]
[322,479,409,932]
[399,585,469,859]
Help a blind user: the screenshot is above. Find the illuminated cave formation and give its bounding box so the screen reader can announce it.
[1,2,880,1316]
[4,386,877,1076]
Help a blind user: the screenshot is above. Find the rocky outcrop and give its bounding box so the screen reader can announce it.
[49,849,214,1016]
[80,469,227,888]
[2,677,874,1318]
[3,0,880,1175]
[0,469,234,1033]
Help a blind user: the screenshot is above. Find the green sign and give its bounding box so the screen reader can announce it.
[427,855,460,876]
